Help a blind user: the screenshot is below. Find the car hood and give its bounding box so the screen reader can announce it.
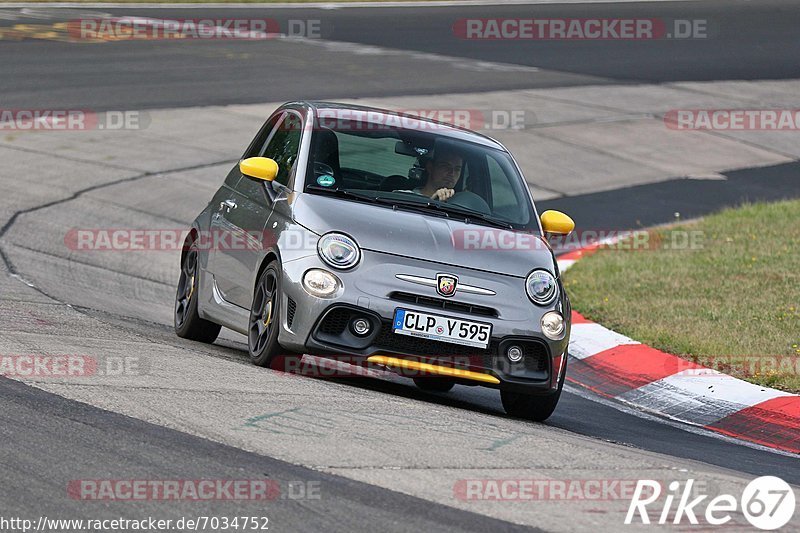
[293,193,555,278]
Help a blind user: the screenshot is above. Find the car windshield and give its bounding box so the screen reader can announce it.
[304,115,537,231]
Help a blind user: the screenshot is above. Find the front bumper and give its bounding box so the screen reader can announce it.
[278,250,570,393]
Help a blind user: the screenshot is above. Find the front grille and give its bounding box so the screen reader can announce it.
[318,308,351,335]
[521,342,548,372]
[286,297,297,328]
[502,340,549,378]
[389,292,498,317]
[312,306,550,381]
[375,322,550,378]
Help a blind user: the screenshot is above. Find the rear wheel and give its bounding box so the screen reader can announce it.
[500,358,567,422]
[413,377,455,393]
[248,261,301,370]
[174,243,221,343]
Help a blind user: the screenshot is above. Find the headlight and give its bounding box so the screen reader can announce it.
[302,269,340,298]
[525,269,558,305]
[317,233,360,270]
[541,311,565,340]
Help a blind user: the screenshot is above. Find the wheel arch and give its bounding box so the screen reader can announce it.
[253,248,282,295]
[180,227,200,266]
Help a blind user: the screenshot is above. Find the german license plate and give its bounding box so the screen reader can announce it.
[392,309,492,349]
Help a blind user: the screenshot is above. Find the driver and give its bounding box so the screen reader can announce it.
[405,145,464,201]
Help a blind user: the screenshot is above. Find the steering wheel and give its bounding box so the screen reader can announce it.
[447,191,491,214]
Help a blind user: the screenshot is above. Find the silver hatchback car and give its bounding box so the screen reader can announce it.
[174,101,575,421]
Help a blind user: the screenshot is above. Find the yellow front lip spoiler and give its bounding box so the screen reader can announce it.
[366,355,500,385]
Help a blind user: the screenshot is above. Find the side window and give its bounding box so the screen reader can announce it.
[487,156,516,210]
[244,113,283,159]
[486,154,529,224]
[462,156,490,207]
[262,113,303,187]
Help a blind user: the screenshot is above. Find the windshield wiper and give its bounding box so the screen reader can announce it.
[379,197,514,230]
[385,199,456,220]
[307,187,453,219]
[306,186,381,204]
[435,205,515,230]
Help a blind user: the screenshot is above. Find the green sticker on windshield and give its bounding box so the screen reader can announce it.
[317,175,335,187]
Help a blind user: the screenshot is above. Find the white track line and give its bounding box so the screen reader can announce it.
[569,322,639,360]
[563,382,799,458]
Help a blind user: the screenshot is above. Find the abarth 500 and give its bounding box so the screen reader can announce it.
[174,102,575,421]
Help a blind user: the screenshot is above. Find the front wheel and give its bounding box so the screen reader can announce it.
[174,243,221,344]
[500,357,567,422]
[248,261,301,370]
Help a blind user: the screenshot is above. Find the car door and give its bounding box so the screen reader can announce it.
[207,112,282,306]
[210,111,304,308]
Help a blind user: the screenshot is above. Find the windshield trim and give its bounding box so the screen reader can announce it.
[303,120,540,233]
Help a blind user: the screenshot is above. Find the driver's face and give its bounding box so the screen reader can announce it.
[427,153,463,189]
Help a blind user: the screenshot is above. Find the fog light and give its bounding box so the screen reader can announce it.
[541,311,565,340]
[506,345,524,363]
[351,318,371,336]
[302,269,340,298]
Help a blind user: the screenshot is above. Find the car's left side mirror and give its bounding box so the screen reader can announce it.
[240,157,278,182]
[540,210,575,236]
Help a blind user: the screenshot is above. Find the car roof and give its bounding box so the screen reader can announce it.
[280,100,506,150]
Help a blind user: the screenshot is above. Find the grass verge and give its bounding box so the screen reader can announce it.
[564,199,800,393]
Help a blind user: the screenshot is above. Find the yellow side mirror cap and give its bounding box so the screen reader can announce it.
[540,210,575,236]
[240,157,278,182]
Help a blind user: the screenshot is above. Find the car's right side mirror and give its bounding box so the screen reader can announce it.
[240,157,279,182]
[540,210,575,236]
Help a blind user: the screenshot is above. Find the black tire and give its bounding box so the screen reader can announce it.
[500,358,567,422]
[248,260,301,370]
[413,377,455,393]
[174,243,221,344]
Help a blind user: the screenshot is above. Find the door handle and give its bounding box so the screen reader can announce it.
[219,199,237,212]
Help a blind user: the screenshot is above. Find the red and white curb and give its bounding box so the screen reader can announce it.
[558,246,800,454]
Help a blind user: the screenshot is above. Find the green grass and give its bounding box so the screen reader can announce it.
[564,199,800,393]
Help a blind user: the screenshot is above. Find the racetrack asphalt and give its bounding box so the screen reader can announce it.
[0,0,799,109]
[0,376,539,532]
[1,1,799,530]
